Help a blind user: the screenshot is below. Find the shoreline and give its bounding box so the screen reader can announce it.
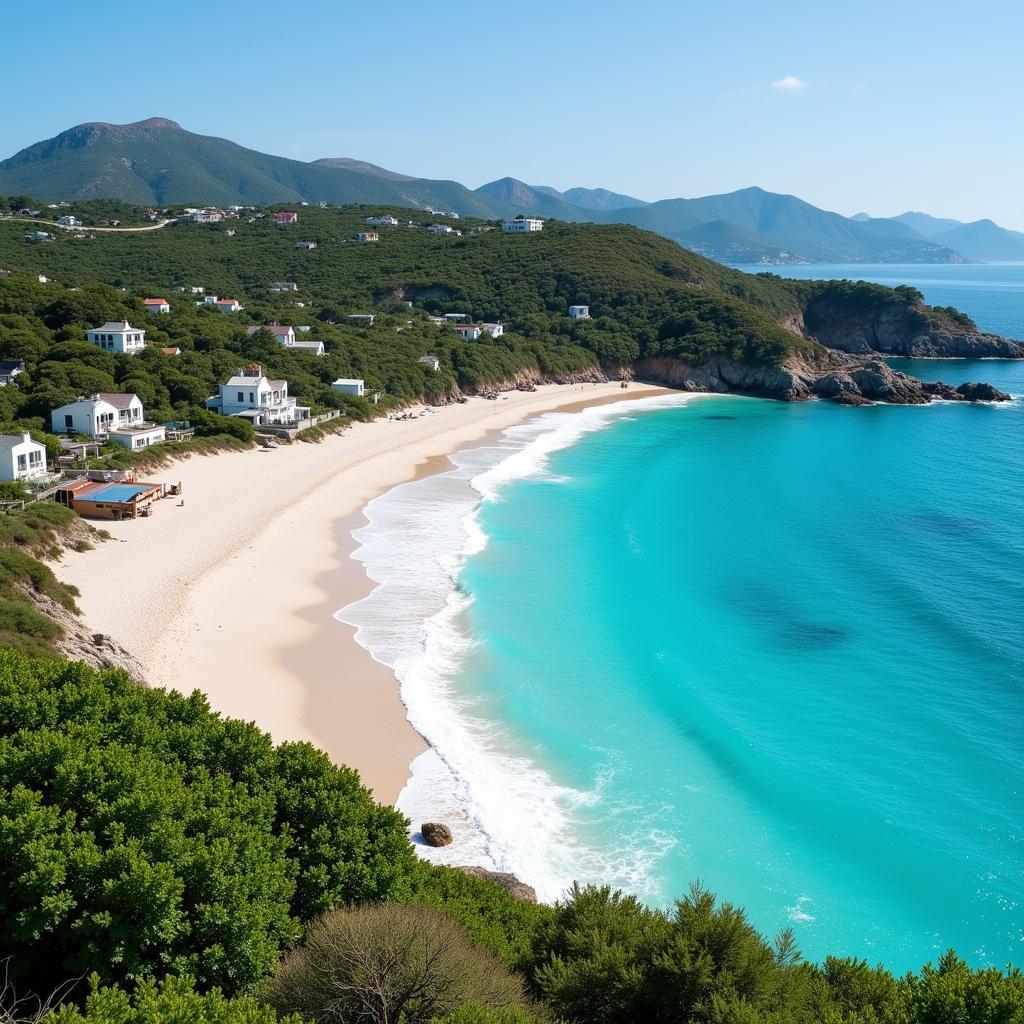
[58,382,675,802]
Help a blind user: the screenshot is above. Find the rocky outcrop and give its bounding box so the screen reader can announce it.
[455,866,538,902]
[420,822,453,847]
[800,302,1024,358]
[635,352,1012,407]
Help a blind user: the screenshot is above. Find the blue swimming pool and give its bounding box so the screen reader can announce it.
[88,483,152,503]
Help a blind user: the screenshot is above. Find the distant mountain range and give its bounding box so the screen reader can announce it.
[2,118,1022,265]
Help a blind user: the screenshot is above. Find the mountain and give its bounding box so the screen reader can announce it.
[892,211,965,238]
[599,187,965,264]
[930,219,1024,262]
[0,119,510,217]
[311,157,416,182]
[674,219,810,264]
[551,186,649,212]
[474,177,589,219]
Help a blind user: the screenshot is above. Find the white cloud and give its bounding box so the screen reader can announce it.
[771,76,807,91]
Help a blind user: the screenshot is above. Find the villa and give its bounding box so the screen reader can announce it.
[331,378,365,397]
[199,296,243,313]
[0,432,47,483]
[355,231,379,242]
[50,393,166,449]
[569,304,591,319]
[86,321,146,354]
[143,298,171,314]
[502,215,544,233]
[273,211,298,225]
[455,324,482,341]
[295,240,318,250]
[365,215,399,227]
[56,215,81,227]
[427,224,455,235]
[418,355,441,372]
[480,322,504,337]
[206,364,309,426]
[270,282,299,292]
[188,209,223,223]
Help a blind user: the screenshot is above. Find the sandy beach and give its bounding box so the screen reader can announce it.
[58,382,671,802]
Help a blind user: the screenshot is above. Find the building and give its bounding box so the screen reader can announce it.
[331,378,365,397]
[568,304,591,319]
[355,231,379,242]
[37,275,50,283]
[480,322,504,338]
[365,215,399,227]
[455,324,482,341]
[289,340,325,355]
[25,232,50,242]
[295,240,318,250]
[206,364,309,426]
[502,215,544,233]
[443,312,467,323]
[188,208,223,223]
[418,355,441,372]
[86,321,146,354]
[51,393,166,449]
[247,322,295,345]
[0,432,47,482]
[209,297,242,313]
[143,298,171,314]
[56,215,81,227]
[160,347,182,356]
[273,211,298,225]
[0,360,26,385]
[347,314,375,326]
[0,268,10,276]
[270,282,299,292]
[55,477,168,520]
[427,224,455,235]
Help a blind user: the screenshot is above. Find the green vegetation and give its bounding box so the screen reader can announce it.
[0,650,1020,1024]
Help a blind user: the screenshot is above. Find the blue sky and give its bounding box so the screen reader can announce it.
[5,0,1023,227]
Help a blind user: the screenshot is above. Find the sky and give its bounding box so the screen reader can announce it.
[4,0,1023,228]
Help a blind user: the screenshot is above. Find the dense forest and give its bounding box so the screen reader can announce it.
[0,651,1020,1024]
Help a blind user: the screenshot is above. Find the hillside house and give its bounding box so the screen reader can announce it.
[0,433,47,483]
[270,281,299,292]
[247,322,295,345]
[86,321,146,354]
[355,231,379,242]
[366,215,399,226]
[295,240,318,250]
[188,209,223,223]
[0,269,10,276]
[207,364,309,426]
[51,393,166,449]
[160,347,182,356]
[568,304,590,319]
[418,355,441,372]
[0,360,26,385]
[480,322,504,338]
[273,211,298,225]
[25,232,50,242]
[208,297,243,313]
[443,313,467,322]
[56,215,81,227]
[288,339,325,355]
[502,215,544,233]
[331,378,365,397]
[143,298,171,314]
[455,324,482,341]
[427,224,455,235]
[347,314,375,326]
[37,275,50,283]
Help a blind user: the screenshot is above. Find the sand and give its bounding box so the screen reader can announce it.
[57,383,671,802]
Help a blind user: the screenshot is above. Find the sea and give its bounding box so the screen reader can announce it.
[338,263,1024,973]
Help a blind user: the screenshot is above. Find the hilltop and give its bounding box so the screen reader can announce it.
[4,119,1023,263]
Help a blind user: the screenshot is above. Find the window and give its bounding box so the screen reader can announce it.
[29,451,42,466]
[17,454,26,470]
[237,392,244,402]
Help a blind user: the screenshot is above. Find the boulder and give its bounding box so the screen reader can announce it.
[955,381,1012,402]
[420,822,453,847]
[455,866,538,902]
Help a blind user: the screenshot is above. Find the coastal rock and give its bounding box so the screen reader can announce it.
[455,866,538,902]
[421,822,453,847]
[955,381,1012,402]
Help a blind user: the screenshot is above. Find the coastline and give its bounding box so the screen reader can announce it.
[57,382,674,802]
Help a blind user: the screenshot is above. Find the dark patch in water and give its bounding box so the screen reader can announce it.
[703,414,737,420]
[907,512,988,537]
[780,622,850,650]
[722,579,850,652]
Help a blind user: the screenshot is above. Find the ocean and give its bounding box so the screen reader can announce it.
[339,264,1023,973]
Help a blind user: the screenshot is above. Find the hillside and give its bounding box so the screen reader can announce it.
[7,118,1020,265]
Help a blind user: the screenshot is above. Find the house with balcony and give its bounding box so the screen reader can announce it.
[206,365,309,426]
[502,215,544,233]
[50,393,166,449]
[86,321,146,354]
[0,433,47,483]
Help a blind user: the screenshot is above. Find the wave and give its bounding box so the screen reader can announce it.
[336,393,704,901]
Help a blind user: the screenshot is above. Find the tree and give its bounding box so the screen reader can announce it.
[263,904,528,1024]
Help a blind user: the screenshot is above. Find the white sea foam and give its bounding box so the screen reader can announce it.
[337,392,705,901]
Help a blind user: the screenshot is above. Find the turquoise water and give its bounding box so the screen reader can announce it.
[345,266,1023,973]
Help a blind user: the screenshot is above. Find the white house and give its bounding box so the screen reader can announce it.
[86,321,146,354]
[270,282,299,292]
[332,378,365,397]
[37,274,50,283]
[366,215,399,227]
[207,365,309,426]
[502,215,544,233]
[418,355,440,372]
[568,304,590,319]
[443,312,467,323]
[247,322,295,345]
[427,224,455,235]
[50,393,166,449]
[56,215,81,227]
[347,314,375,326]
[143,298,171,314]
[205,297,242,312]
[355,231,379,242]
[480,322,504,338]
[295,240,318,250]
[188,208,223,223]
[0,433,47,482]
[0,360,26,385]
[288,339,325,355]
[455,324,482,341]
